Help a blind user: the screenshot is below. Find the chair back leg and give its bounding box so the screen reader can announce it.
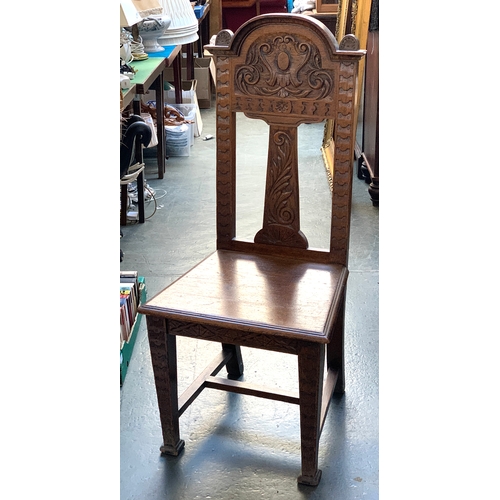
[222,344,245,379]
[329,291,346,395]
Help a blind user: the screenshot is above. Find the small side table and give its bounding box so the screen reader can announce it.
[131,45,182,179]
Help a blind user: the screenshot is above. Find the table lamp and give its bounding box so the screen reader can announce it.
[120,0,145,27]
[158,0,199,46]
[121,0,145,65]
[121,0,170,56]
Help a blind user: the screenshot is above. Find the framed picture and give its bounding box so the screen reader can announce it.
[316,0,339,14]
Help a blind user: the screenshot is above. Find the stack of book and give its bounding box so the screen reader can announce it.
[120,271,141,346]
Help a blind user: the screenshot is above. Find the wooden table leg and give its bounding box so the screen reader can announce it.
[154,71,166,179]
[173,52,183,104]
[120,184,128,226]
[185,43,194,81]
[134,137,145,223]
[131,98,145,223]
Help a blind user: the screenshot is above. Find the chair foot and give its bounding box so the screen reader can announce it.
[298,469,322,486]
[333,380,345,395]
[160,439,185,456]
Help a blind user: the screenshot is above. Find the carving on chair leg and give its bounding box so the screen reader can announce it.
[146,316,185,456]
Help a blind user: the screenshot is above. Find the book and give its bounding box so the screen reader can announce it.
[120,298,131,343]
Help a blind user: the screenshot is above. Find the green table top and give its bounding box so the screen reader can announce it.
[130,57,165,86]
[121,45,181,106]
[121,58,166,105]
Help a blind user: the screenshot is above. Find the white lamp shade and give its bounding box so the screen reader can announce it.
[121,0,164,27]
[158,0,199,45]
[120,0,143,27]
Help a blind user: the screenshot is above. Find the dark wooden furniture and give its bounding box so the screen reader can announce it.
[359,0,378,205]
[306,10,338,36]
[138,13,364,486]
[221,0,288,33]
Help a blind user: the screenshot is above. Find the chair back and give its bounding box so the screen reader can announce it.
[207,14,365,266]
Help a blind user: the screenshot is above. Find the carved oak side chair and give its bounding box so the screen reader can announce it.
[138,13,365,486]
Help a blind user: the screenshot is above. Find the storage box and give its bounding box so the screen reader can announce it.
[194,4,205,18]
[164,57,213,108]
[165,122,191,157]
[166,81,203,137]
[168,103,197,146]
[141,79,203,136]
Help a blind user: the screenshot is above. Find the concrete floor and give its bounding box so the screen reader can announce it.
[120,103,379,499]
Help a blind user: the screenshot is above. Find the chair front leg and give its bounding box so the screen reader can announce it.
[297,342,325,486]
[146,315,185,456]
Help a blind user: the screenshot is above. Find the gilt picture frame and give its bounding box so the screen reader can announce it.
[321,0,373,187]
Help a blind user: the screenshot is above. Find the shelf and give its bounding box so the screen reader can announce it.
[120,276,146,386]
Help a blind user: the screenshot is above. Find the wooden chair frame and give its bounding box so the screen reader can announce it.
[139,13,365,486]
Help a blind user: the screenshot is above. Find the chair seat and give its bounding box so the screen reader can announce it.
[140,249,348,343]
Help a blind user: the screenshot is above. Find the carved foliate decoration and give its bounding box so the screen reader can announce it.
[254,127,308,249]
[235,34,333,100]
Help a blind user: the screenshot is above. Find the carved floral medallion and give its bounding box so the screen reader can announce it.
[235,34,333,100]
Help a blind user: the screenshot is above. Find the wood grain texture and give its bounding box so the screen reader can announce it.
[141,250,347,342]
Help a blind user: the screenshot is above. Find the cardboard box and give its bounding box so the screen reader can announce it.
[141,79,197,105]
[166,79,197,104]
[164,57,213,108]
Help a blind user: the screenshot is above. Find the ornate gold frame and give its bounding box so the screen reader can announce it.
[321,0,373,188]
[335,0,350,40]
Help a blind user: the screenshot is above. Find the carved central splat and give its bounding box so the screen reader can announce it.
[254,125,308,249]
[235,34,333,99]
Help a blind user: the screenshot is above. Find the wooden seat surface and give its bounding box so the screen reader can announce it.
[140,249,348,342]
